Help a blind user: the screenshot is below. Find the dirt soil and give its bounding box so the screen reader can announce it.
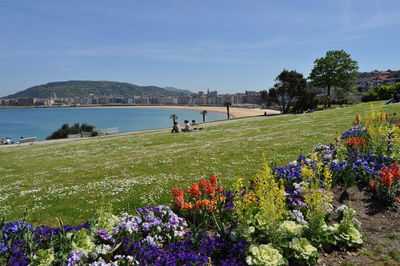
[317,186,400,266]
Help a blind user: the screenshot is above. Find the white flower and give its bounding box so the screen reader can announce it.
[246,244,286,266]
[278,220,303,237]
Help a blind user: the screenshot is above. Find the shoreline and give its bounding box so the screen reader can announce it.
[0,105,280,118]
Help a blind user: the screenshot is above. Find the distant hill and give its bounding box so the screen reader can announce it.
[3,81,189,99]
[164,87,192,94]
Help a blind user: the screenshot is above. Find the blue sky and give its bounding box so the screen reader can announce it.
[1,0,399,97]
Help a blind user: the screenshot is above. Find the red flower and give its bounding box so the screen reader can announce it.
[206,186,215,196]
[172,187,184,198]
[380,167,393,187]
[209,175,217,187]
[390,164,400,179]
[394,197,400,202]
[198,179,208,189]
[345,136,366,149]
[187,183,201,198]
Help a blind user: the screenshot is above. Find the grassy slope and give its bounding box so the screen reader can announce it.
[0,102,398,226]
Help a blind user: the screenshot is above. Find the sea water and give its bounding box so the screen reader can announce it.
[0,107,226,141]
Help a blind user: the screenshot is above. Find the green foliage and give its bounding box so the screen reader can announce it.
[71,228,95,254]
[233,162,288,243]
[1,101,399,226]
[4,80,186,99]
[332,207,363,249]
[31,248,55,266]
[289,237,319,265]
[46,122,96,140]
[245,244,287,266]
[361,83,400,102]
[89,205,119,234]
[268,69,309,114]
[309,50,359,105]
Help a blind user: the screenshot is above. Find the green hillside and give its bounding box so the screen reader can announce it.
[0,101,398,226]
[3,80,188,98]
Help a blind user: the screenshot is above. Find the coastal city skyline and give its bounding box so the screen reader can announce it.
[1,0,400,97]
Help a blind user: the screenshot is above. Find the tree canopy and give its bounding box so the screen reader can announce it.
[268,70,309,114]
[308,50,359,100]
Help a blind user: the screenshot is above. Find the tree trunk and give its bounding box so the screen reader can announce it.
[202,114,205,123]
[326,85,331,108]
[227,106,230,119]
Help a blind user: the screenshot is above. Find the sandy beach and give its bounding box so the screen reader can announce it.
[84,105,280,118]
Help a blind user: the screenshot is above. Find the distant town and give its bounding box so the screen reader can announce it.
[0,89,263,108]
[1,70,399,108]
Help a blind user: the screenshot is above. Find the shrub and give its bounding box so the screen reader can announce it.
[46,123,97,140]
[233,162,288,244]
[362,83,400,102]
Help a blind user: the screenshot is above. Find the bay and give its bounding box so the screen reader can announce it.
[0,107,226,141]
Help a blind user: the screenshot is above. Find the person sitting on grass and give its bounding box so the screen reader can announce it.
[385,93,400,104]
[191,120,199,130]
[182,120,191,132]
[171,122,180,133]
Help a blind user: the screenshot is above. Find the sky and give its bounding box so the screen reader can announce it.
[1,0,399,97]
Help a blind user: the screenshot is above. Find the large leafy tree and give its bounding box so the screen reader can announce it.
[308,50,359,106]
[269,70,308,114]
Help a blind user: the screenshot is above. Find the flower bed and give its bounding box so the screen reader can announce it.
[0,110,399,265]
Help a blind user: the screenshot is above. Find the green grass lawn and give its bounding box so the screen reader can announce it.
[0,101,398,226]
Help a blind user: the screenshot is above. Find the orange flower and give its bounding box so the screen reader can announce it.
[369,180,376,188]
[352,115,360,126]
[195,199,210,209]
[380,167,393,187]
[209,175,217,187]
[181,202,194,210]
[216,186,223,193]
[172,187,184,198]
[394,197,400,202]
[346,136,366,149]
[390,164,400,179]
[187,183,201,198]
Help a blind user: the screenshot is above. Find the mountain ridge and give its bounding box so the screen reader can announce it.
[3,80,191,99]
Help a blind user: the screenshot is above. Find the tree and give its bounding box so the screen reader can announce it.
[170,114,178,124]
[292,85,318,113]
[308,50,359,108]
[200,110,207,123]
[46,123,96,140]
[224,101,232,119]
[260,90,269,104]
[268,70,308,114]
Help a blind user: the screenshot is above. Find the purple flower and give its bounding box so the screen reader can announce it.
[95,229,113,241]
[67,250,88,266]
